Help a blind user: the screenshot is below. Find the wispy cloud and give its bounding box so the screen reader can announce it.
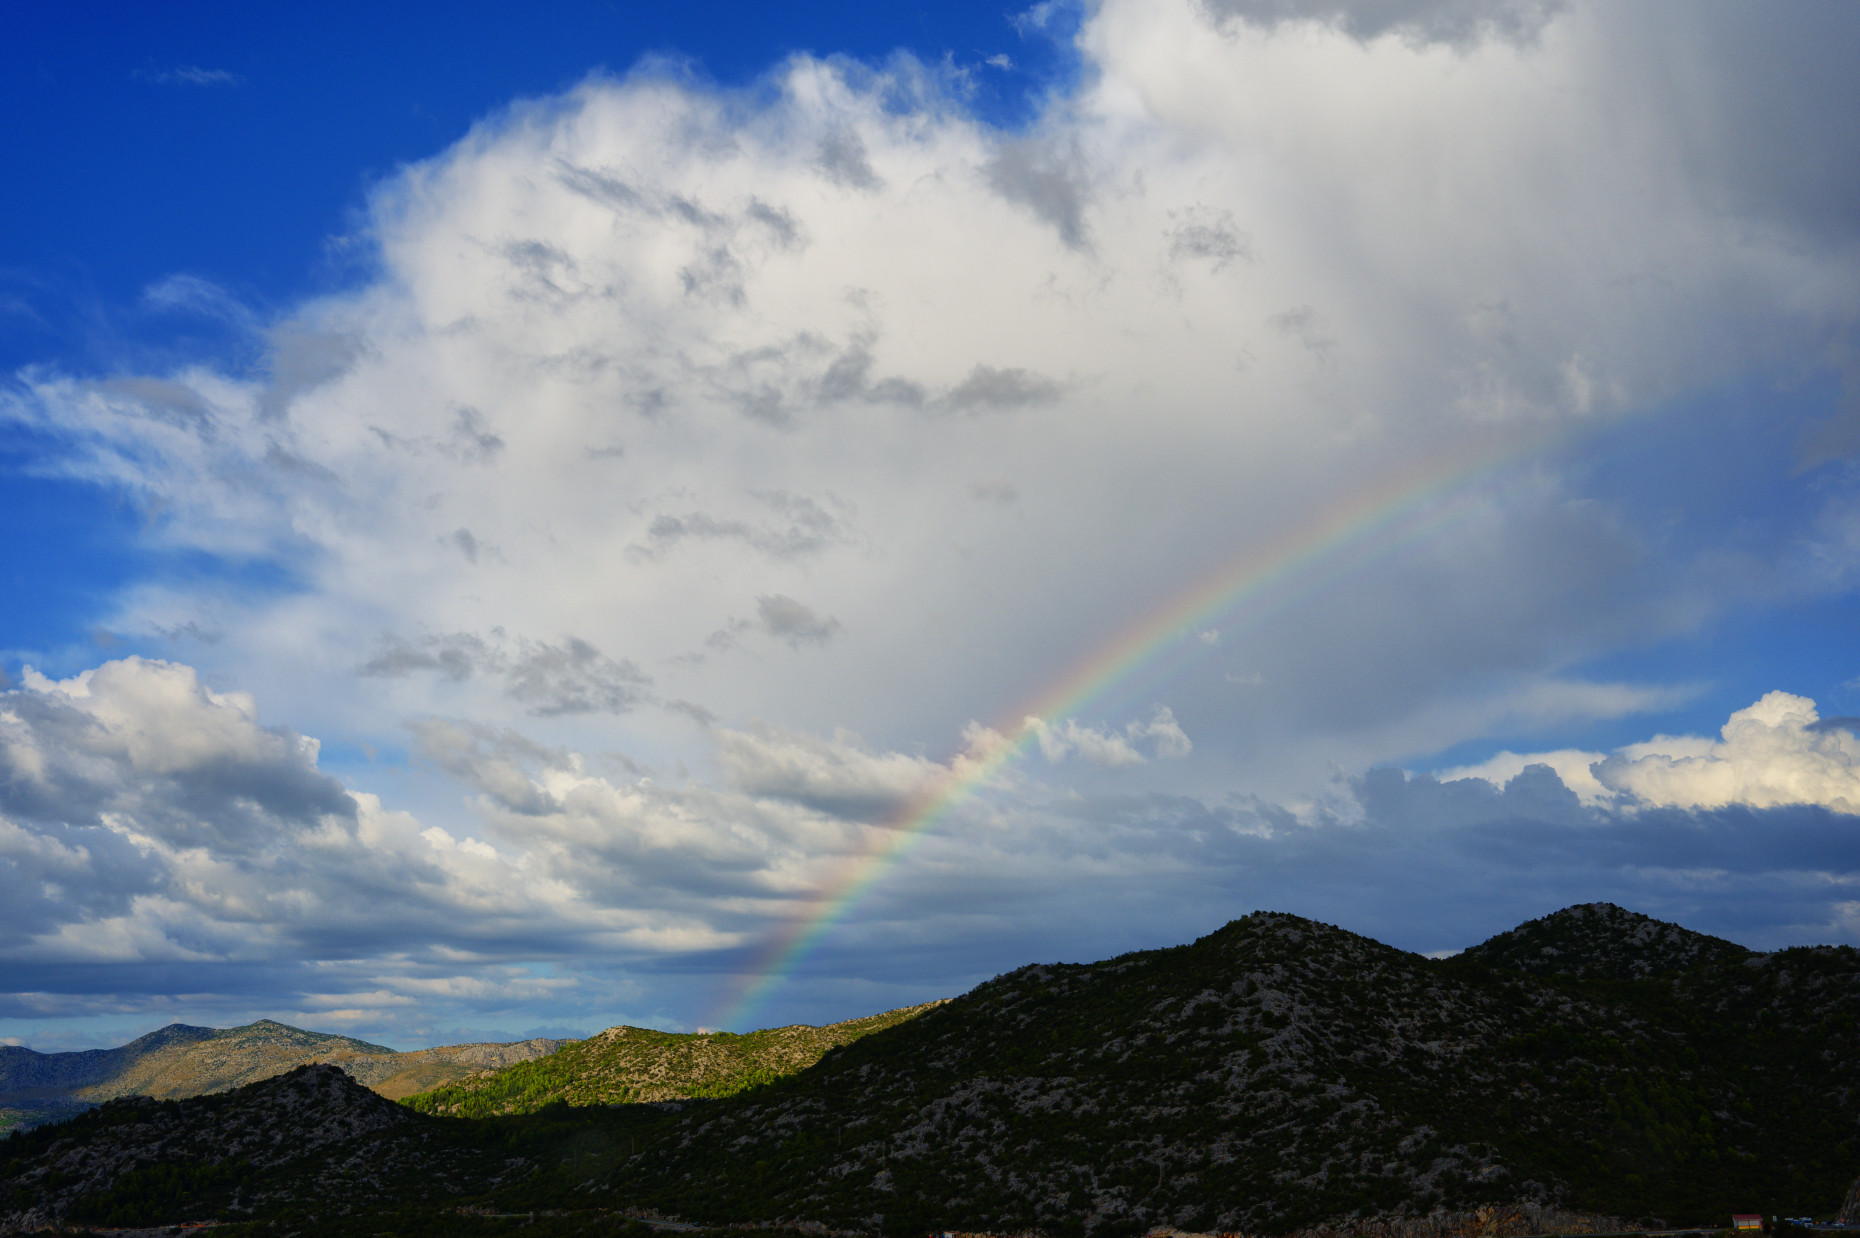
[135,65,244,87]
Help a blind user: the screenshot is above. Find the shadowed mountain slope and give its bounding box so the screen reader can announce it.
[0,1064,427,1231]
[404,1001,945,1117]
[585,907,1859,1235]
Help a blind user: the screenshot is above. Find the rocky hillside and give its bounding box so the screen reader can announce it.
[0,1019,561,1132]
[1459,902,1754,981]
[584,906,1859,1235]
[0,1064,419,1230]
[405,1001,944,1117]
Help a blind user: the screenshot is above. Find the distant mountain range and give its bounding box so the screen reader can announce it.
[0,1019,560,1132]
[3,904,1857,1237]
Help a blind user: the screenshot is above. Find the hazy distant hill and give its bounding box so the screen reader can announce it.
[0,1019,560,1133]
[403,1001,944,1116]
[4,905,1858,1237]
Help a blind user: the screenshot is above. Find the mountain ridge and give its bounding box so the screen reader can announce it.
[4,903,1855,1236]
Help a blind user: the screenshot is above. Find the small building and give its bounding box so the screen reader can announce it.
[1732,1216,1763,1231]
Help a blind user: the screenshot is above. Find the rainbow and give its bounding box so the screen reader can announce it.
[714,427,1547,1030]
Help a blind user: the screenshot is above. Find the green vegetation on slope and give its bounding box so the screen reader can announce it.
[403,1001,943,1117]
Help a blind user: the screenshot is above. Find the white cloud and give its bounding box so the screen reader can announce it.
[1031,717,1146,768]
[9,3,1855,802]
[1436,748,1612,805]
[1028,707,1192,768]
[1437,692,1860,813]
[713,721,944,815]
[1595,692,1860,812]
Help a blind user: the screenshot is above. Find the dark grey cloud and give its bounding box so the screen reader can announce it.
[553,161,647,211]
[703,594,844,653]
[985,139,1092,251]
[450,528,480,564]
[259,324,362,421]
[941,364,1064,414]
[495,239,587,304]
[94,378,214,435]
[261,442,341,483]
[554,160,807,311]
[357,632,494,682]
[815,343,928,408]
[504,637,649,716]
[1199,0,1567,49]
[816,130,883,191]
[410,719,567,816]
[501,239,574,274]
[680,246,749,307]
[1268,305,1338,367]
[755,595,843,648]
[442,407,505,464]
[357,631,649,714]
[629,490,854,561]
[1166,206,1253,272]
[364,407,506,464]
[744,199,804,250]
[1648,6,1860,256]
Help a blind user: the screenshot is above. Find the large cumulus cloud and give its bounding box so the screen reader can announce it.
[7,0,1858,796]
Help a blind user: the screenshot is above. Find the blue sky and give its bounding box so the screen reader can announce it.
[4,0,1860,1052]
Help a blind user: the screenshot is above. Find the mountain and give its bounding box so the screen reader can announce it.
[1458,902,1755,982]
[0,1020,560,1133]
[2,904,1857,1237]
[582,906,1859,1235]
[0,1063,434,1231]
[404,1001,944,1117]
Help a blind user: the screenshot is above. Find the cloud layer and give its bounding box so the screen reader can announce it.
[4,658,1858,1042]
